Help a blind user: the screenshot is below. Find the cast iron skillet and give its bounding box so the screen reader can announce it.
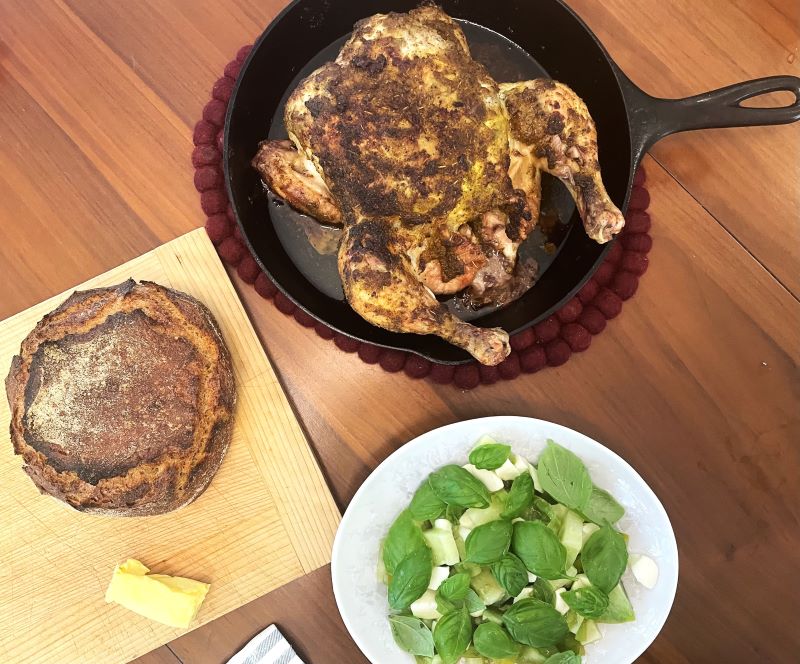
[225,0,800,364]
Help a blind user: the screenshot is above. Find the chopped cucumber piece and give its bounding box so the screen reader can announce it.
[518,647,548,663]
[428,566,450,590]
[455,526,469,561]
[566,609,585,635]
[482,607,504,625]
[424,520,460,566]
[453,561,482,578]
[582,522,600,546]
[463,464,505,492]
[549,566,578,590]
[571,574,590,591]
[554,587,570,614]
[630,554,659,589]
[514,586,533,603]
[377,541,389,585]
[548,503,568,534]
[576,619,602,645]
[470,568,506,606]
[459,492,507,529]
[460,649,485,664]
[495,457,523,481]
[410,589,442,620]
[596,583,635,623]
[513,453,531,473]
[559,509,584,568]
[528,465,543,493]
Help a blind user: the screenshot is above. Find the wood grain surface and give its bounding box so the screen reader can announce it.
[0,0,797,663]
[0,230,339,663]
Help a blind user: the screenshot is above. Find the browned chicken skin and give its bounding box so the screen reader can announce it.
[253,6,624,365]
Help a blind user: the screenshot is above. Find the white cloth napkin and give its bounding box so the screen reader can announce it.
[226,624,305,664]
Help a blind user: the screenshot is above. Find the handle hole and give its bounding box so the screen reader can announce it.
[739,90,798,108]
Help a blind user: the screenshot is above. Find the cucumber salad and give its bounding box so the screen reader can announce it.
[378,438,659,663]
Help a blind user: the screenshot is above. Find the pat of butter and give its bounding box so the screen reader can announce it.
[105,559,210,628]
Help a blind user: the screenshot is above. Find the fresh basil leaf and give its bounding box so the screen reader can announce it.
[530,577,555,604]
[581,523,628,593]
[437,587,485,617]
[438,573,471,602]
[436,573,478,614]
[581,486,625,525]
[384,510,428,575]
[388,547,433,610]
[473,622,521,659]
[388,615,435,657]
[464,588,485,615]
[466,520,513,564]
[543,651,581,664]
[502,598,569,648]
[491,553,529,597]
[435,595,456,615]
[536,497,556,518]
[433,605,473,664]
[523,496,556,523]
[435,572,471,613]
[537,440,592,511]
[501,472,534,519]
[469,443,511,470]
[562,586,609,619]
[429,465,490,508]
[511,521,566,580]
[409,480,446,522]
[444,503,467,523]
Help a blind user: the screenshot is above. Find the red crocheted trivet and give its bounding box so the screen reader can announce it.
[195,46,653,389]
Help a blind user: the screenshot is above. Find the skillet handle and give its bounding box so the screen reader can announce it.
[618,71,800,166]
[662,76,800,130]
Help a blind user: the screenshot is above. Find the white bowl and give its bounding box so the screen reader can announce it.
[331,416,679,664]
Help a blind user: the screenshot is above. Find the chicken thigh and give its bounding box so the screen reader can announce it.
[253,5,624,365]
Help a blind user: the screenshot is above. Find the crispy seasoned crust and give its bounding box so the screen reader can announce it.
[285,6,515,229]
[5,279,236,516]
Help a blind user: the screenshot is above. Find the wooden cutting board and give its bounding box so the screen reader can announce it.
[0,229,341,663]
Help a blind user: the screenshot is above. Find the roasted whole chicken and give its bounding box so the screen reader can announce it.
[254,5,624,365]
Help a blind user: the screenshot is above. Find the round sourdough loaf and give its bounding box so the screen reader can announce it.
[5,279,236,516]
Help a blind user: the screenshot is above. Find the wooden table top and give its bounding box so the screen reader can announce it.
[1,1,797,663]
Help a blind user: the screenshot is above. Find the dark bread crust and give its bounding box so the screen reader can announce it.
[5,279,236,516]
